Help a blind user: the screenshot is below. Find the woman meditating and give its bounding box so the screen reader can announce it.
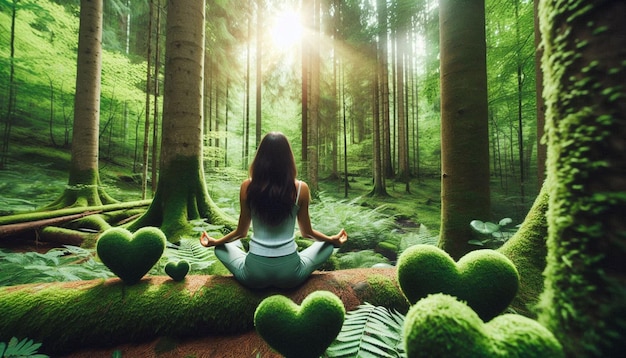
[200,132,348,289]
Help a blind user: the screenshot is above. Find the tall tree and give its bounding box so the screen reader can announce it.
[438,0,490,259]
[537,0,626,356]
[47,0,117,208]
[128,0,233,240]
[377,0,393,179]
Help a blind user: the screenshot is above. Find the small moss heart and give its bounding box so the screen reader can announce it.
[96,227,166,285]
[403,294,563,358]
[165,260,190,281]
[254,291,345,358]
[397,245,519,321]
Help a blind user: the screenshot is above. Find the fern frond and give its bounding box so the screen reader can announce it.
[325,303,406,358]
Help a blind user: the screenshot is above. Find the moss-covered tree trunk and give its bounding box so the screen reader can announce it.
[46,0,116,209]
[438,0,490,260]
[128,0,233,241]
[537,0,626,356]
[498,185,549,318]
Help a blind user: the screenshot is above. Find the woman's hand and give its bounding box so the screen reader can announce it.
[331,229,348,247]
[200,231,219,247]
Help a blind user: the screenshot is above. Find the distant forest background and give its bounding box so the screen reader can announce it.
[0,0,539,225]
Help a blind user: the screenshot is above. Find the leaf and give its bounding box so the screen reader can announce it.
[498,217,513,226]
[326,303,406,358]
[470,220,500,234]
[1,337,47,357]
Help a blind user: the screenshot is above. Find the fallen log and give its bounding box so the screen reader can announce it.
[0,200,151,226]
[0,211,101,239]
[0,268,406,355]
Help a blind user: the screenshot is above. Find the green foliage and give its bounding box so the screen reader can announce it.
[96,227,166,284]
[335,250,390,269]
[326,303,406,358]
[0,337,48,358]
[396,245,519,321]
[153,237,222,276]
[469,218,518,249]
[0,246,114,286]
[308,193,397,252]
[254,291,345,358]
[402,294,563,358]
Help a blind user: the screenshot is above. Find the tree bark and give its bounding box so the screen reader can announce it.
[127,0,234,241]
[438,0,490,260]
[537,0,626,355]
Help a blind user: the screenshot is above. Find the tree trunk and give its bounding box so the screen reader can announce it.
[46,0,116,209]
[438,0,490,260]
[127,0,234,241]
[537,0,626,355]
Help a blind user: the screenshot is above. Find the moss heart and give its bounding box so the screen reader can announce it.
[96,227,166,285]
[165,260,190,281]
[403,294,563,358]
[397,245,519,321]
[254,291,345,358]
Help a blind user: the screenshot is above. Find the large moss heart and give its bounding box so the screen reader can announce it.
[397,245,519,321]
[165,260,190,281]
[96,227,166,285]
[403,293,563,358]
[254,291,345,358]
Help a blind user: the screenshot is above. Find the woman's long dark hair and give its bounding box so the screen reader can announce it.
[247,132,298,226]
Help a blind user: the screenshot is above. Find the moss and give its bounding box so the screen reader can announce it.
[397,245,519,321]
[127,156,236,242]
[359,273,410,313]
[538,0,626,355]
[254,291,345,358]
[0,277,264,355]
[96,227,166,284]
[498,186,549,318]
[403,294,563,358]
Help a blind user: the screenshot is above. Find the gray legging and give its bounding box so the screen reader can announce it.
[214,240,334,289]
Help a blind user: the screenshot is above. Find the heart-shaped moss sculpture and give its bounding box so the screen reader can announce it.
[403,293,563,358]
[165,260,190,281]
[254,290,345,358]
[96,227,166,285]
[397,245,519,321]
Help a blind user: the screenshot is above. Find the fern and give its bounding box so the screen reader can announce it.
[152,237,218,275]
[335,250,390,269]
[325,303,406,358]
[0,337,49,358]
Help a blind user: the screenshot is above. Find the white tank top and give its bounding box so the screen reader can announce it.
[248,181,302,257]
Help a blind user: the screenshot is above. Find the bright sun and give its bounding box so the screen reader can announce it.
[270,9,303,50]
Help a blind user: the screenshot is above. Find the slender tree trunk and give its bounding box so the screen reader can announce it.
[151,0,161,195]
[438,0,490,260]
[377,0,393,179]
[0,0,17,170]
[142,0,154,200]
[255,0,263,146]
[308,0,320,193]
[301,0,311,183]
[537,0,626,356]
[534,0,546,187]
[370,45,389,197]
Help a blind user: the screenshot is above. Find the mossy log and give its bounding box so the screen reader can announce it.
[0,268,406,355]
